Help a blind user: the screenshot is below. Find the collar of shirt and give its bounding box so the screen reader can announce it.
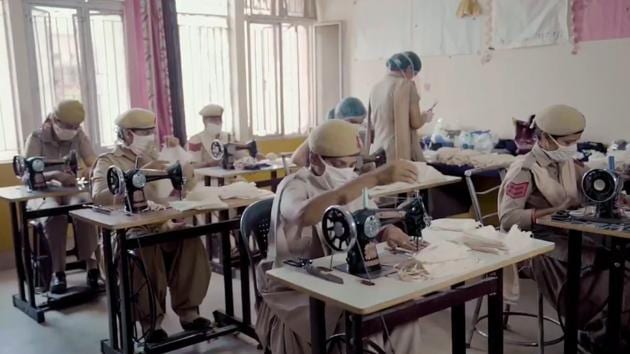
[531,143,555,168]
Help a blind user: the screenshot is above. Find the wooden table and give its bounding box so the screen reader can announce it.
[537,215,630,354]
[70,196,271,354]
[267,233,554,354]
[195,163,293,192]
[0,184,94,323]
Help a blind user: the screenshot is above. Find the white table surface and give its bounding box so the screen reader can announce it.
[0,185,89,202]
[267,232,553,315]
[195,164,291,179]
[368,176,462,199]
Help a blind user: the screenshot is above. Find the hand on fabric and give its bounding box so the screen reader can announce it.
[165,135,180,148]
[373,160,418,185]
[51,171,77,187]
[381,225,418,251]
[182,162,195,180]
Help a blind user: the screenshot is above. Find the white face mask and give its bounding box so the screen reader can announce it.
[543,136,578,162]
[52,121,78,141]
[323,159,357,187]
[128,132,155,155]
[205,122,222,137]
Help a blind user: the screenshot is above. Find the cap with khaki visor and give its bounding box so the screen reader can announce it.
[534,104,585,136]
[199,104,224,118]
[54,99,85,125]
[308,120,361,157]
[115,108,156,129]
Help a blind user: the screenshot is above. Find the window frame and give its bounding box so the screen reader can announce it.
[244,11,316,139]
[23,0,129,151]
[0,0,20,161]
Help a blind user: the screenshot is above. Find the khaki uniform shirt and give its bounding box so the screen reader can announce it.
[24,120,96,170]
[187,131,231,163]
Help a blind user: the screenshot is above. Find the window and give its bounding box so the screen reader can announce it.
[246,0,315,136]
[177,0,233,138]
[26,1,129,148]
[0,0,18,160]
[245,0,314,18]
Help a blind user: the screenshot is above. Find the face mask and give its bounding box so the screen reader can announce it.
[128,133,155,155]
[323,159,357,187]
[52,121,78,141]
[543,136,578,162]
[205,122,222,137]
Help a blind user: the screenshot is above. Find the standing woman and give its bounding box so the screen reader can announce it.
[366,51,434,162]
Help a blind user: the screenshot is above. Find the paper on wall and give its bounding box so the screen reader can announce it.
[492,0,569,49]
[574,0,630,42]
[353,0,413,60]
[411,0,483,56]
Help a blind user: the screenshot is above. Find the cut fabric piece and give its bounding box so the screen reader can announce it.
[353,0,413,60]
[573,0,630,42]
[492,0,569,49]
[411,0,483,56]
[159,145,194,164]
[429,218,481,232]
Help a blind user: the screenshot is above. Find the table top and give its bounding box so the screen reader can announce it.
[69,197,270,230]
[195,164,290,179]
[368,176,462,199]
[0,185,88,202]
[267,233,553,315]
[537,215,630,240]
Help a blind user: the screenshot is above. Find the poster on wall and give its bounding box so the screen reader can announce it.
[411,0,483,56]
[492,0,569,49]
[353,0,412,60]
[573,0,630,42]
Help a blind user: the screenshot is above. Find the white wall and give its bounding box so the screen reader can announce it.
[319,0,630,143]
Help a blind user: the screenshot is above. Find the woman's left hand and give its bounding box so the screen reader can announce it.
[382,226,418,251]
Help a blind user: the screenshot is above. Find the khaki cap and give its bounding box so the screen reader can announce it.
[308,120,361,157]
[115,108,156,129]
[54,100,85,125]
[535,104,586,136]
[199,104,224,118]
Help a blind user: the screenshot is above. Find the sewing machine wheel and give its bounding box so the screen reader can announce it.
[12,155,26,177]
[363,215,381,240]
[210,139,224,160]
[106,166,126,196]
[322,206,357,252]
[582,169,620,203]
[30,157,45,173]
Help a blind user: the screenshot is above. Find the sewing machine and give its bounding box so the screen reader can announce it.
[12,151,79,191]
[579,167,626,222]
[209,139,258,170]
[106,162,184,213]
[321,191,431,277]
[356,148,386,171]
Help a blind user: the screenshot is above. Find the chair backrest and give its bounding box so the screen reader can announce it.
[464,165,508,226]
[239,197,274,302]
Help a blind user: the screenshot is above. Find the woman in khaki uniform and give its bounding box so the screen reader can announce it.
[498,104,630,352]
[91,108,211,343]
[24,99,99,294]
[257,120,425,354]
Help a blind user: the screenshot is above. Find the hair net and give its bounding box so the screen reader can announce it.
[386,53,412,72]
[334,97,367,121]
[404,51,422,74]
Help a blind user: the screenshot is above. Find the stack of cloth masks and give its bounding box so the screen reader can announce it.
[435,147,515,168]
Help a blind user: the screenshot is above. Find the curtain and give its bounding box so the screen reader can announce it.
[124,0,173,141]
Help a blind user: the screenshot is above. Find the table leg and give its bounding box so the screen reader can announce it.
[606,237,626,353]
[9,202,26,301]
[564,230,582,354]
[102,229,119,350]
[237,229,251,326]
[488,269,504,354]
[20,201,36,307]
[117,230,134,354]
[451,282,466,354]
[218,178,225,187]
[310,297,326,354]
[270,171,278,192]
[221,227,234,317]
[345,312,363,354]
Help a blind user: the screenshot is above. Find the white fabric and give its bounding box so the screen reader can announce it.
[411,0,482,56]
[159,145,193,164]
[492,0,569,49]
[169,183,273,211]
[368,161,447,195]
[435,147,515,168]
[353,0,412,60]
[413,240,479,278]
[429,218,481,232]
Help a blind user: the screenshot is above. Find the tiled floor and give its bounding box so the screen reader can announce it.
[0,268,564,353]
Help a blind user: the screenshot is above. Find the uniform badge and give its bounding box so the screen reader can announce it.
[506,181,529,199]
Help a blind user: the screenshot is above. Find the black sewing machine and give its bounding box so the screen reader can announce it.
[209,139,258,170]
[578,168,626,223]
[321,191,431,277]
[356,148,386,171]
[12,150,79,191]
[106,162,184,213]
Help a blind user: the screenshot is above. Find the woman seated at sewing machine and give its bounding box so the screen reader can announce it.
[291,96,369,168]
[257,120,424,354]
[498,104,630,352]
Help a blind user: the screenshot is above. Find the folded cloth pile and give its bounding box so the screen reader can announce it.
[217,181,274,199]
[234,156,257,170]
[429,218,481,232]
[461,224,533,255]
[369,161,447,195]
[169,182,273,211]
[412,240,479,278]
[435,147,514,168]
